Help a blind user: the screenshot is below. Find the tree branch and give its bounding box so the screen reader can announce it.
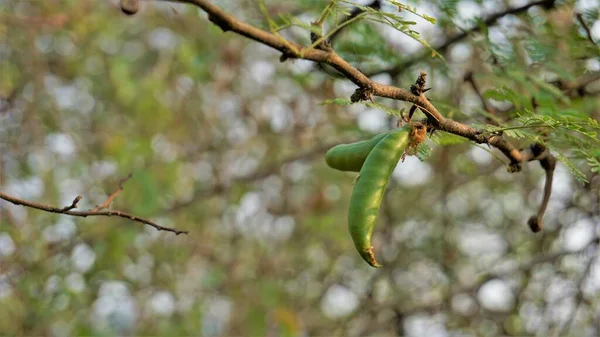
[150,0,560,230]
[576,12,596,45]
[0,192,188,235]
[162,0,527,165]
[464,71,497,122]
[366,0,557,77]
[91,172,133,212]
[328,0,381,44]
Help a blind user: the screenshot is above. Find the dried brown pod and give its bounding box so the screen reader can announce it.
[402,122,427,161]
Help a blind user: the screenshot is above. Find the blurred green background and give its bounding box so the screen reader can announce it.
[1,0,599,336]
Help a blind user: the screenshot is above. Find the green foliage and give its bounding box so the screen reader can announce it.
[415,142,432,161]
[482,86,523,107]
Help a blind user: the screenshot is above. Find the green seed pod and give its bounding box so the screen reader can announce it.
[325,130,397,172]
[348,127,409,267]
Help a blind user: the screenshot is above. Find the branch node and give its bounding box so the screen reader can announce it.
[351,84,374,103]
[60,196,82,212]
[310,22,333,52]
[279,50,297,63]
[530,143,546,158]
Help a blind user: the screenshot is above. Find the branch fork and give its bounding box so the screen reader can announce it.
[137,0,556,232]
[0,173,188,235]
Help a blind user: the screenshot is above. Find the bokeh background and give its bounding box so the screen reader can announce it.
[1,0,599,336]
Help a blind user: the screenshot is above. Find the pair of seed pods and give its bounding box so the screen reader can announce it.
[325,126,410,268]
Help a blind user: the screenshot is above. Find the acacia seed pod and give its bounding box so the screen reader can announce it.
[348,127,409,267]
[325,130,399,172]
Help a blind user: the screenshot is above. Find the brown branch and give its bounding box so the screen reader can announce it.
[153,0,561,230]
[92,172,133,212]
[527,146,557,233]
[0,192,188,235]
[161,0,526,165]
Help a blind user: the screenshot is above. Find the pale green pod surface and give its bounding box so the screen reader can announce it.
[325,130,396,172]
[348,127,409,267]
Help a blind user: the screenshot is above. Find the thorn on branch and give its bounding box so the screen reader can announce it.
[402,105,417,123]
[410,71,427,95]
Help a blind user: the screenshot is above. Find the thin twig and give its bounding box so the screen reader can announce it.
[0,192,188,235]
[576,13,596,45]
[328,0,380,44]
[91,172,133,212]
[464,71,497,123]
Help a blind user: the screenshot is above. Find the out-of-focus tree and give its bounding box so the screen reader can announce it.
[1,0,599,336]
